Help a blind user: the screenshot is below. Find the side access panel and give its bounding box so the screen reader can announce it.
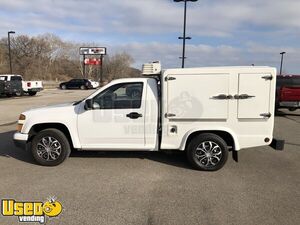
[167,74,229,119]
[238,73,272,119]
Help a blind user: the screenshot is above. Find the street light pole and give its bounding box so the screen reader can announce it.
[174,0,198,68]
[8,31,15,74]
[279,51,286,75]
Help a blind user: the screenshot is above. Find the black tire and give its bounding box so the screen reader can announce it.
[186,133,228,171]
[61,85,67,90]
[288,108,297,112]
[31,129,71,166]
[28,91,37,96]
[80,85,86,90]
[15,91,24,96]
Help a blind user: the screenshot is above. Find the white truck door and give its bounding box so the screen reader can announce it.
[237,73,272,119]
[167,74,229,119]
[77,82,146,150]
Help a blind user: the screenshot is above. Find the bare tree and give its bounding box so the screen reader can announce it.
[0,33,140,82]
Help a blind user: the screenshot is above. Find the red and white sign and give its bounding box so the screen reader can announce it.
[80,47,106,55]
[84,58,102,65]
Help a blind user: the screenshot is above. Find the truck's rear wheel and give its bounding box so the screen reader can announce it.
[186,133,228,171]
[31,129,71,166]
[15,91,24,97]
[28,91,37,96]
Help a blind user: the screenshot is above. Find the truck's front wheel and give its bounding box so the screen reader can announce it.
[186,133,228,171]
[31,129,71,166]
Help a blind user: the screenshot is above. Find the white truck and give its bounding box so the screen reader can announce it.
[13,62,284,170]
[0,74,43,96]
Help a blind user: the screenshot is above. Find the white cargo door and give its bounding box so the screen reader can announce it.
[167,74,229,119]
[237,73,272,119]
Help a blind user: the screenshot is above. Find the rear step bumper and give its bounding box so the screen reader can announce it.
[270,138,285,150]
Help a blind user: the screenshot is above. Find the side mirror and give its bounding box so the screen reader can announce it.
[84,99,94,110]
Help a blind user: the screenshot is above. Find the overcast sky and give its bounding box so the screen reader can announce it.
[0,0,300,73]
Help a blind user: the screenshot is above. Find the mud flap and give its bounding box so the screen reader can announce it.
[270,139,285,151]
[232,150,238,162]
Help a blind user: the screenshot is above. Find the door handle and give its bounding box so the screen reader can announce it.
[260,113,272,118]
[126,112,142,119]
[165,113,176,118]
[212,94,233,100]
[234,94,255,99]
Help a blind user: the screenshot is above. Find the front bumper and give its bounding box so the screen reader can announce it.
[13,132,29,149]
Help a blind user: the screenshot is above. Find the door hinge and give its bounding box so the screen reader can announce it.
[260,112,272,118]
[165,76,176,81]
[165,113,176,118]
[262,75,273,80]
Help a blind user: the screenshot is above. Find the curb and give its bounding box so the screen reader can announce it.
[0,121,17,127]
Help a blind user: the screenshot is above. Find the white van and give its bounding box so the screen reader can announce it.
[13,62,283,170]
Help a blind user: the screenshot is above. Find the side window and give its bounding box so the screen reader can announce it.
[292,77,300,86]
[94,82,143,109]
[11,76,22,81]
[277,77,291,88]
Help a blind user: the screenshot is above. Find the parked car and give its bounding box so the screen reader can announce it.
[0,74,43,96]
[0,75,23,97]
[88,79,100,89]
[59,79,93,90]
[13,62,283,171]
[276,75,300,111]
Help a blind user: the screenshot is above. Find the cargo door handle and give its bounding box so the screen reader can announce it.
[126,112,142,119]
[212,94,232,100]
[165,113,176,118]
[234,94,255,99]
[260,113,272,118]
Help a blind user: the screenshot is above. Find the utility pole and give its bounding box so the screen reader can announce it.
[100,55,103,85]
[8,31,15,74]
[83,54,86,78]
[279,52,286,75]
[174,0,198,68]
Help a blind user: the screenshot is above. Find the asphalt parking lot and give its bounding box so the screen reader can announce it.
[0,90,299,225]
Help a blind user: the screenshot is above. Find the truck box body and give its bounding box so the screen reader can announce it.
[160,67,276,150]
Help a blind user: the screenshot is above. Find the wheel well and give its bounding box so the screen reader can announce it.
[28,123,74,148]
[185,130,235,151]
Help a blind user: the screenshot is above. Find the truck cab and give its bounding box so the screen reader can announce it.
[276,75,300,111]
[13,62,282,171]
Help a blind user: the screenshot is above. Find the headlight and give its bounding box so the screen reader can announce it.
[17,114,26,132]
[19,114,26,121]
